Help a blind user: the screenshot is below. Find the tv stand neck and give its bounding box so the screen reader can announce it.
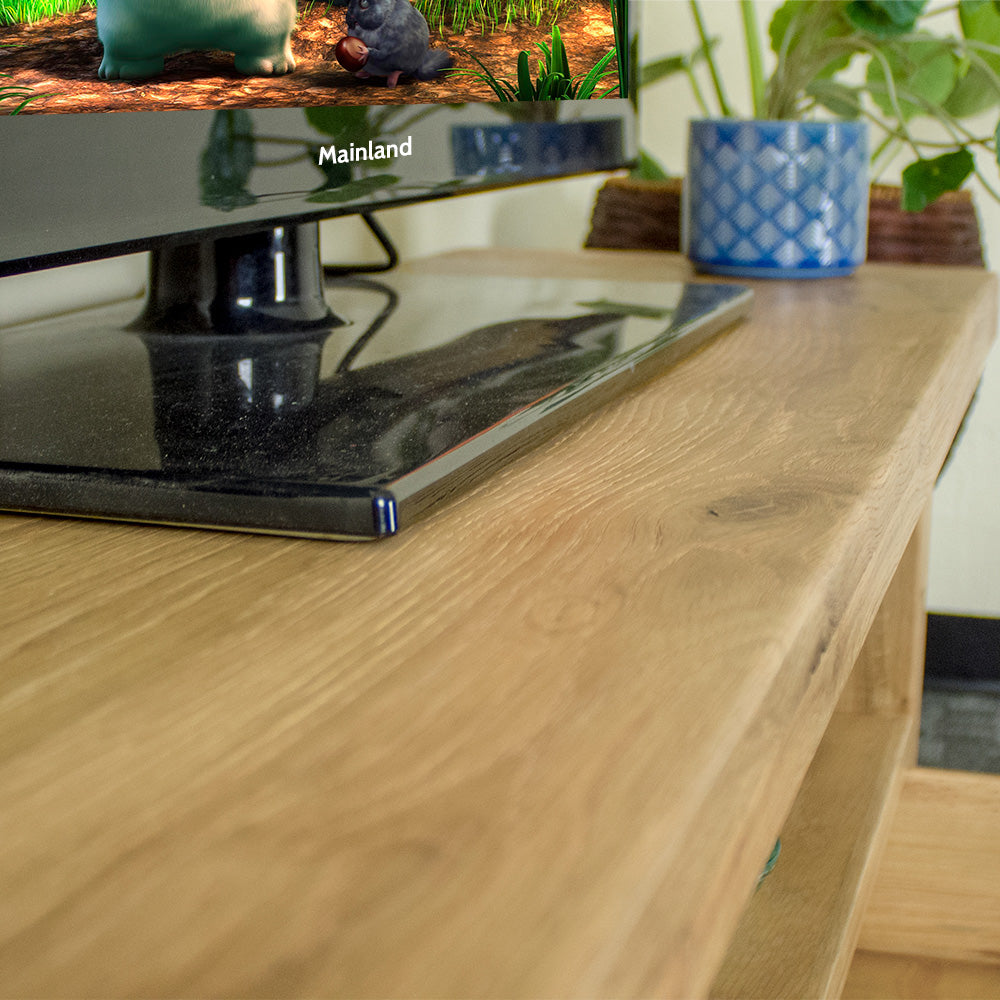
[138,221,342,336]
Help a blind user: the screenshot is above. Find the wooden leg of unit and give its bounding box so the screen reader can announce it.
[837,503,931,763]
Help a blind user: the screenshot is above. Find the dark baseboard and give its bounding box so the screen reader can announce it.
[925,613,1000,693]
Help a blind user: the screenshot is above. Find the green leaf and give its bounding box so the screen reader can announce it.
[576,299,674,319]
[960,2,1000,55]
[944,63,1000,116]
[805,79,864,117]
[844,0,927,38]
[1,72,45,114]
[305,106,372,142]
[631,150,671,181]
[575,48,618,99]
[639,53,688,87]
[199,110,256,210]
[552,23,571,80]
[307,174,400,204]
[866,35,960,119]
[516,50,535,99]
[458,22,613,103]
[769,0,800,56]
[901,148,975,210]
[766,0,852,69]
[946,0,1000,116]
[766,0,855,117]
[610,0,630,100]
[640,44,714,88]
[313,157,352,191]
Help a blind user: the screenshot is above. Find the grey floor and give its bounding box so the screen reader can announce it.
[918,687,1000,774]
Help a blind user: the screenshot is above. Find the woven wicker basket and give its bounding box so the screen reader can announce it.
[585,176,684,253]
[867,184,984,266]
[585,176,985,268]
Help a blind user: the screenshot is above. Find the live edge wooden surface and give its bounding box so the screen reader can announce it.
[0,250,995,999]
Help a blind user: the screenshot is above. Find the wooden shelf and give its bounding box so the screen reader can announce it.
[845,950,1000,999]
[0,251,995,998]
[711,713,912,999]
[856,767,1000,962]
[844,767,1000,998]
[711,480,933,998]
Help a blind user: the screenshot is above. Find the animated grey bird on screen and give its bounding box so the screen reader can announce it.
[342,0,452,87]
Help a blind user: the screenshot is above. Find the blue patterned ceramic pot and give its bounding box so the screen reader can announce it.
[685,119,869,278]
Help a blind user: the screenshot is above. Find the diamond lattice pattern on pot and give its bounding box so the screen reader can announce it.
[687,121,867,271]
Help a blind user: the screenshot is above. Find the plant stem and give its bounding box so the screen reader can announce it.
[859,38,923,158]
[685,64,712,117]
[689,0,733,117]
[973,161,1000,203]
[739,0,766,118]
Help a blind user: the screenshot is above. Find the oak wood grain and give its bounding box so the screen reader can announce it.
[844,951,1000,998]
[837,507,931,754]
[0,251,995,998]
[857,767,1000,966]
[710,513,932,1000]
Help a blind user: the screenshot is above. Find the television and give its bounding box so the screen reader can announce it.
[0,0,750,539]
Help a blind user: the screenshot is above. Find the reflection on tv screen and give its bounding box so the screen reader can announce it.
[1,0,628,115]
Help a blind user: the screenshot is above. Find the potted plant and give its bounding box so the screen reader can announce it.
[589,0,998,275]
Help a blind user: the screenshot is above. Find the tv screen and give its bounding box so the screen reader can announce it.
[0,0,635,273]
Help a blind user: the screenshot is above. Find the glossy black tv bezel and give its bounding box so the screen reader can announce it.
[0,0,638,277]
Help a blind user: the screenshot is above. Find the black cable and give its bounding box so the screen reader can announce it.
[322,212,399,277]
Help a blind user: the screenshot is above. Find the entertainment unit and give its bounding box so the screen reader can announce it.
[4,8,1000,999]
[2,247,996,999]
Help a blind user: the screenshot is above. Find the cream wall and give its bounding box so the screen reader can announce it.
[4,0,999,614]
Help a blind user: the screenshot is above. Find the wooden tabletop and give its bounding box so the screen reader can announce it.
[1,250,995,998]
